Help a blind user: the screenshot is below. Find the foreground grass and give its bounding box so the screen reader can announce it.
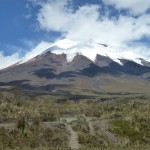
[0,124,69,150]
[0,92,150,149]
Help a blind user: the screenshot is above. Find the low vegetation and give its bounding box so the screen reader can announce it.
[0,124,69,150]
[0,89,150,149]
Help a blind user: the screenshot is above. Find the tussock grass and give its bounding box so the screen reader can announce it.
[0,91,150,149]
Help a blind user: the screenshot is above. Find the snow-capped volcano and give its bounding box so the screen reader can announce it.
[19,39,150,66]
[0,38,150,95]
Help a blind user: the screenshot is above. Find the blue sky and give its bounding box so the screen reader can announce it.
[0,0,60,56]
[0,0,150,69]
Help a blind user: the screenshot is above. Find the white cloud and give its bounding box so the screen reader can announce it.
[135,46,150,59]
[22,41,51,63]
[0,41,51,70]
[36,0,150,47]
[102,0,150,15]
[37,0,72,32]
[0,52,20,70]
[24,14,32,19]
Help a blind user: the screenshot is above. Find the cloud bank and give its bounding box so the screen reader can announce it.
[0,52,20,69]
[0,41,51,69]
[36,0,150,47]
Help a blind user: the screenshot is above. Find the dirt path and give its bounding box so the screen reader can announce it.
[95,119,129,145]
[0,117,80,150]
[97,120,117,143]
[0,117,131,148]
[86,118,94,135]
[60,117,77,123]
[60,117,79,150]
[0,122,15,128]
[66,123,79,150]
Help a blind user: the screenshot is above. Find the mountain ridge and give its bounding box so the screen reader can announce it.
[1,39,150,71]
[0,39,150,96]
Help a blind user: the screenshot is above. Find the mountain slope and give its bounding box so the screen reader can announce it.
[8,39,149,67]
[0,39,150,96]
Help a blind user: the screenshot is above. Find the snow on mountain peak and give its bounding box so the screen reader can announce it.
[52,39,78,49]
[19,38,149,66]
[44,39,148,65]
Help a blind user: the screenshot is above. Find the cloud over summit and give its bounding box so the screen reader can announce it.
[36,0,150,47]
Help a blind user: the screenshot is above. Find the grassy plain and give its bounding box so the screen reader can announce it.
[0,90,150,150]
